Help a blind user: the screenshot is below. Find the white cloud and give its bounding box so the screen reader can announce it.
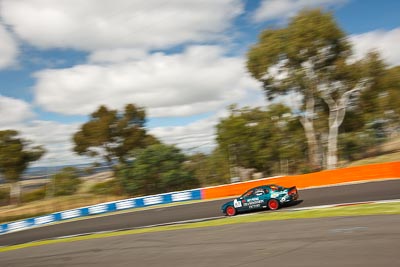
[0,95,34,127]
[88,48,148,63]
[17,120,92,167]
[0,97,83,166]
[271,93,303,112]
[0,23,18,69]
[253,0,347,22]
[149,113,224,154]
[33,45,261,118]
[350,28,400,66]
[25,115,219,167]
[2,0,242,52]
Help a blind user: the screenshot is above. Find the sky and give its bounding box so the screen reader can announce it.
[0,0,399,167]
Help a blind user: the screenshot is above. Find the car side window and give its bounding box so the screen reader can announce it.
[255,188,264,196]
[243,189,255,197]
[270,185,278,191]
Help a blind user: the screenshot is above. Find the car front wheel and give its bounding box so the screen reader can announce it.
[225,206,237,216]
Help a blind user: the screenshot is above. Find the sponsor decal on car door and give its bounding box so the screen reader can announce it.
[245,189,264,210]
[246,196,263,209]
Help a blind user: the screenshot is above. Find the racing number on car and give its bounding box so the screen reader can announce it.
[233,199,242,208]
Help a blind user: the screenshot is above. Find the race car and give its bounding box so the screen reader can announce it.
[221,184,299,216]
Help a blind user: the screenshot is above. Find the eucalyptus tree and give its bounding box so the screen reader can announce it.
[380,66,400,132]
[73,104,158,168]
[359,62,400,135]
[0,130,45,203]
[247,9,372,169]
[216,104,306,175]
[185,151,231,186]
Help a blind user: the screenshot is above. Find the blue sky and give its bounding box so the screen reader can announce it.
[0,0,399,166]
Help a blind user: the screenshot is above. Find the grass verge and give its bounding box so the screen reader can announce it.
[1,201,399,253]
[0,194,128,224]
[346,152,400,167]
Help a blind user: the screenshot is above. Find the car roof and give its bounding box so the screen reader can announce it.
[247,184,278,191]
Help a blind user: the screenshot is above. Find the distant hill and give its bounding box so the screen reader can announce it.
[0,162,111,183]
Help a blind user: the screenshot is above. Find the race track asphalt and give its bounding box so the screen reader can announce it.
[1,214,399,266]
[1,179,400,246]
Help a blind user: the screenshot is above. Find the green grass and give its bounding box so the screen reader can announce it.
[1,201,399,253]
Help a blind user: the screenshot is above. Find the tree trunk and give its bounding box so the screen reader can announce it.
[327,123,339,169]
[10,181,21,205]
[321,81,367,169]
[324,100,345,170]
[326,103,346,170]
[302,119,321,170]
[299,94,321,170]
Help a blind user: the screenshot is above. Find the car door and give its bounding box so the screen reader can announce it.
[233,188,254,212]
[255,187,271,208]
[258,187,270,206]
[242,187,265,211]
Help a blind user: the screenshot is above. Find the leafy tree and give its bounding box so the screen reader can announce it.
[383,66,400,123]
[337,60,400,161]
[186,150,231,186]
[339,131,377,161]
[216,104,306,175]
[50,167,82,196]
[247,9,372,170]
[119,144,199,196]
[89,179,123,195]
[358,62,400,136]
[0,130,45,203]
[73,104,158,167]
[217,105,264,170]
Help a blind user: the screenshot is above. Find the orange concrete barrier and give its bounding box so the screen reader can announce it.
[202,161,400,199]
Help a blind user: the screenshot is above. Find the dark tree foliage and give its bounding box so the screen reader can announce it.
[216,104,306,175]
[118,144,199,196]
[186,150,231,186]
[73,104,159,167]
[0,130,45,203]
[51,167,82,196]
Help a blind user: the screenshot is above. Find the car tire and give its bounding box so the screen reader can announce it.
[225,206,237,216]
[267,199,280,210]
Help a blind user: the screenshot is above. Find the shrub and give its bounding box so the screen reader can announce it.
[52,167,82,196]
[0,187,10,205]
[21,186,47,203]
[89,179,123,195]
[118,144,200,196]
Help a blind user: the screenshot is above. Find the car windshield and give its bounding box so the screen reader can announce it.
[241,189,255,198]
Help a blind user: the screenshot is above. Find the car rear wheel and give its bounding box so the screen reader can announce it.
[268,199,280,210]
[225,206,237,216]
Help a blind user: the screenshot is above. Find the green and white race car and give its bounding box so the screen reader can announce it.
[221,184,299,216]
